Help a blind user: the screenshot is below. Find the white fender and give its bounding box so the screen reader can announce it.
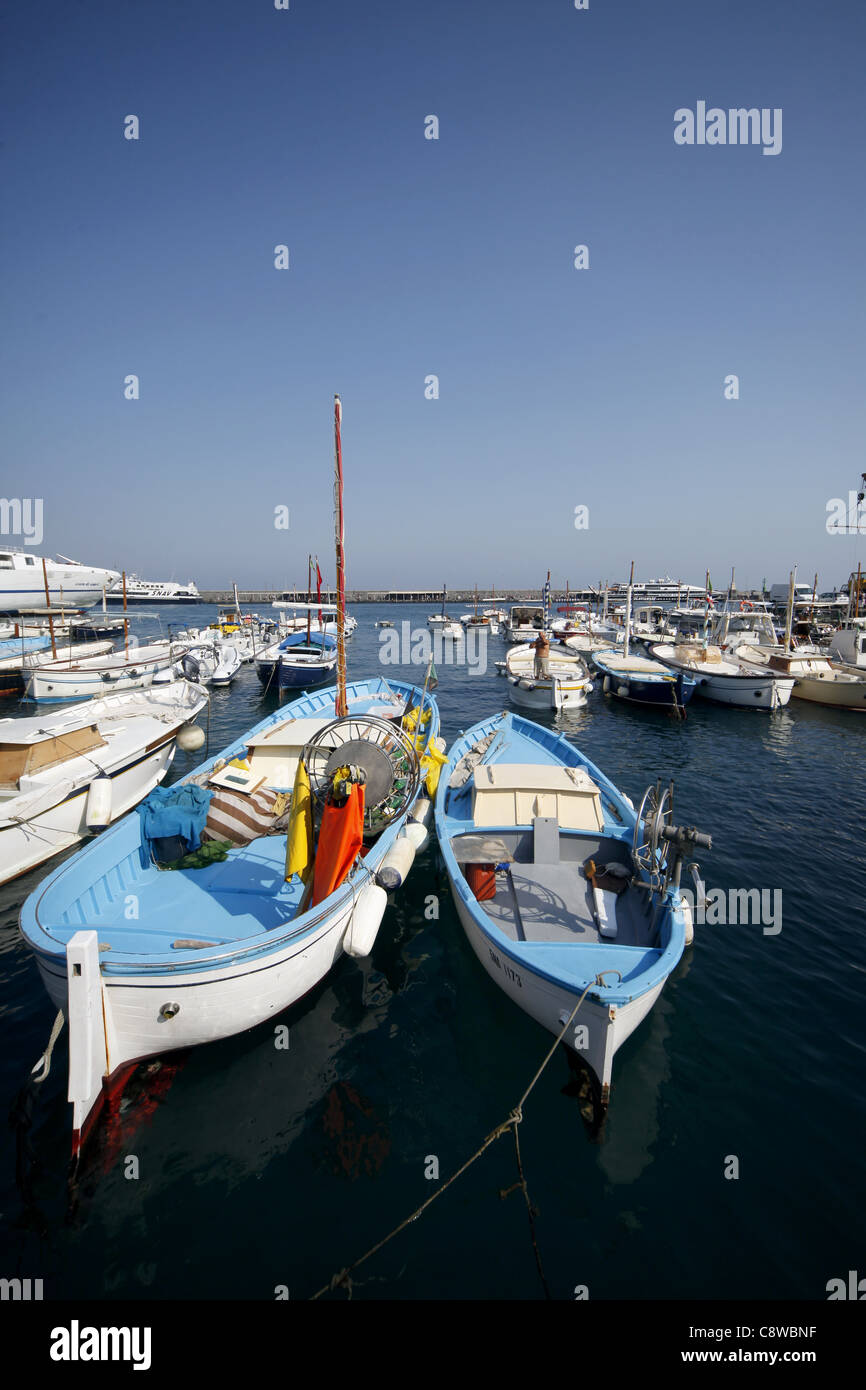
[602,675,611,694]
[343,882,388,958]
[681,894,695,946]
[410,796,432,828]
[376,835,417,891]
[402,821,428,852]
[85,774,112,831]
[177,723,206,752]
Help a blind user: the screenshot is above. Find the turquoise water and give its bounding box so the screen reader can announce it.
[1,604,863,1300]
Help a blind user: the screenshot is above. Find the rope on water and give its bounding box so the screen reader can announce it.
[310,977,599,1300]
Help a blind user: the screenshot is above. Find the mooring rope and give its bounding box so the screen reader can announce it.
[30,1009,65,1084]
[310,976,600,1300]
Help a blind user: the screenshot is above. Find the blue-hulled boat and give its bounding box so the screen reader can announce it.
[20,675,440,1156]
[255,629,338,691]
[590,648,697,711]
[434,710,710,1105]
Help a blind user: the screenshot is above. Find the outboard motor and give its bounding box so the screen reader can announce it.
[181,653,200,682]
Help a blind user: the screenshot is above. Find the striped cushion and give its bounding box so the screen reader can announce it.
[203,787,281,847]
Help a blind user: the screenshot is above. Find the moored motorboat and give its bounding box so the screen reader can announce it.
[591,649,696,711]
[0,680,208,885]
[651,641,794,709]
[434,711,710,1105]
[24,641,184,702]
[505,642,592,713]
[734,646,866,709]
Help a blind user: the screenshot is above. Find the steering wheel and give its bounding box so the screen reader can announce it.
[302,714,421,836]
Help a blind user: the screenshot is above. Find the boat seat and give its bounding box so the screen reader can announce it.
[532,815,559,864]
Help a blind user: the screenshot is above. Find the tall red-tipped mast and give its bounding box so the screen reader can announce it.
[333,394,348,716]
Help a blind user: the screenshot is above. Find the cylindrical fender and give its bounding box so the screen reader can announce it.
[376,836,417,891]
[410,796,432,828]
[402,821,428,852]
[85,774,112,831]
[343,882,388,958]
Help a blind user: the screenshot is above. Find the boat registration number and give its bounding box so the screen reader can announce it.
[489,948,522,989]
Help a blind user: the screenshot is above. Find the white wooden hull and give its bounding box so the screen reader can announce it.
[690,670,793,708]
[450,885,665,1101]
[507,676,590,712]
[0,743,176,886]
[25,655,173,701]
[34,893,353,1070]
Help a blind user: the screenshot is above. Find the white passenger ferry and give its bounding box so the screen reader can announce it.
[106,575,200,604]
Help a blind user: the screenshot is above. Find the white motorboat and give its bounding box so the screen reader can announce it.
[733,646,866,709]
[505,642,592,712]
[24,641,183,702]
[0,550,120,613]
[273,602,356,638]
[504,604,546,642]
[828,619,866,669]
[651,641,794,709]
[158,643,243,689]
[0,680,208,885]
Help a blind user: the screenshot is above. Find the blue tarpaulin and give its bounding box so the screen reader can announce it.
[136,784,213,866]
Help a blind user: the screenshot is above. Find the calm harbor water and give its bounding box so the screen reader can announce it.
[1,604,863,1301]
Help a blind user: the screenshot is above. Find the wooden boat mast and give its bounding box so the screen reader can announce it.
[784,568,796,653]
[623,560,634,660]
[40,556,57,658]
[333,394,348,716]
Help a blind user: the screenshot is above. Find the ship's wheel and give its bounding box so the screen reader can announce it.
[302,714,421,835]
[631,779,674,891]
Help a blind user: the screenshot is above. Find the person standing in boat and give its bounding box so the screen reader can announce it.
[533,630,550,679]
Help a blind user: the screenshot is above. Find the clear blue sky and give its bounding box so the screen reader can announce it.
[2,0,864,592]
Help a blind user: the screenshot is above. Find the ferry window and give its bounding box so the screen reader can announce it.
[24,556,35,565]
[0,555,12,567]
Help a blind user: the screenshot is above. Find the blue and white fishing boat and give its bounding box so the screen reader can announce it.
[434,710,711,1105]
[589,561,696,713]
[590,648,697,711]
[20,674,440,1156]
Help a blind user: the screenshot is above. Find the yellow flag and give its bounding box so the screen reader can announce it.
[285,757,313,882]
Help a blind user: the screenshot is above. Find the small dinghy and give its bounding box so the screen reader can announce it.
[20,676,440,1155]
[0,680,208,885]
[434,711,711,1106]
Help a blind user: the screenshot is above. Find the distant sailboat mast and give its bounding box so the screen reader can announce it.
[333,394,348,716]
